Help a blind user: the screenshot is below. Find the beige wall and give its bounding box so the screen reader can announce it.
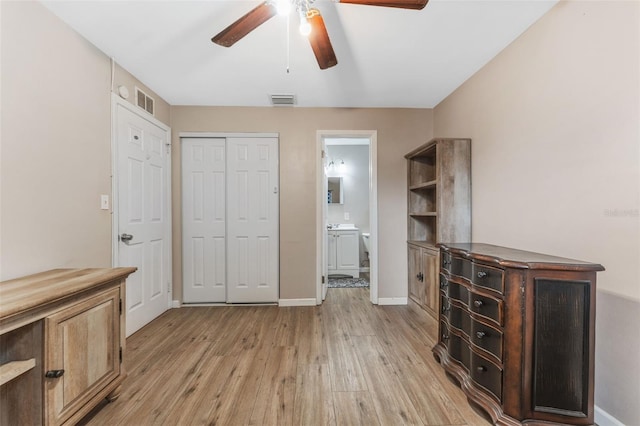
[170,107,433,301]
[0,1,170,280]
[434,1,639,423]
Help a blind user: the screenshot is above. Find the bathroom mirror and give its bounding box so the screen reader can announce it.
[327,177,344,204]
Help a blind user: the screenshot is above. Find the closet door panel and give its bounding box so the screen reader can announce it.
[227,137,279,303]
[182,138,227,303]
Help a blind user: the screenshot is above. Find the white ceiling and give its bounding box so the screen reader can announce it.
[41,0,557,108]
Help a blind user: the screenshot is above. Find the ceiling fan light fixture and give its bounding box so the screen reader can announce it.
[299,17,312,36]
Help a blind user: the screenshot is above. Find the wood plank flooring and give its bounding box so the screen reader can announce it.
[80,288,491,426]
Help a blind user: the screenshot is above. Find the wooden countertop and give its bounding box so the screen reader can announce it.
[0,268,137,321]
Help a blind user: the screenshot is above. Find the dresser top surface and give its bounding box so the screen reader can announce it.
[0,268,137,321]
[439,243,604,271]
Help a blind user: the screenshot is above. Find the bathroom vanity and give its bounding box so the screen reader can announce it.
[327,225,360,278]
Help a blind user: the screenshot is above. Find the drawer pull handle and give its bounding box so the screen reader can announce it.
[45,369,65,378]
[473,300,484,308]
[477,271,488,278]
[439,279,448,289]
[476,331,486,339]
[441,334,449,341]
[417,272,424,282]
[442,304,451,313]
[476,366,487,373]
[443,260,451,266]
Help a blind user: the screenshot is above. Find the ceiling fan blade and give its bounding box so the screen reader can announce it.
[307,9,338,70]
[338,0,428,10]
[212,2,277,47]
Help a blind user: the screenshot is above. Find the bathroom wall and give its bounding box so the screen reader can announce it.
[326,144,370,266]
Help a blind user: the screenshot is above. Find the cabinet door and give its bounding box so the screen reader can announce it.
[408,244,424,304]
[336,231,359,270]
[327,231,337,271]
[44,288,121,425]
[422,247,440,318]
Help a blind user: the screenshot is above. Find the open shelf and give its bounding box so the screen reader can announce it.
[409,179,437,191]
[0,359,36,386]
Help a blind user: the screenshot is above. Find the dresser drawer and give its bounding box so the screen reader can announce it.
[470,319,503,362]
[450,257,472,281]
[447,302,471,337]
[469,292,503,326]
[447,329,471,372]
[471,351,502,401]
[447,280,470,305]
[472,263,504,294]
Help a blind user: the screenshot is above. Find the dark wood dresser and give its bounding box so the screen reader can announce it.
[433,243,604,426]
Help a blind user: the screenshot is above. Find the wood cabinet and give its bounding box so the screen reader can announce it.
[0,268,136,425]
[405,138,470,316]
[328,229,360,278]
[433,243,604,426]
[408,243,439,317]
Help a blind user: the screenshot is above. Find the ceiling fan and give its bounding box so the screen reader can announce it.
[211,0,428,70]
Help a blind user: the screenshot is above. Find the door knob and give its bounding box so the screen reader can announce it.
[120,233,133,242]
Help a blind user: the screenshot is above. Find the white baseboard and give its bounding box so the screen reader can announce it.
[377,297,408,306]
[171,300,181,308]
[595,405,624,426]
[279,298,317,307]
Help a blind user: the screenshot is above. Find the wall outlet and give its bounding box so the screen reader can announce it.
[344,212,350,220]
[100,194,109,210]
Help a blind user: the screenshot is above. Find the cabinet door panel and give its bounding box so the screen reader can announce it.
[408,245,424,303]
[422,247,439,317]
[45,288,120,425]
[336,231,359,270]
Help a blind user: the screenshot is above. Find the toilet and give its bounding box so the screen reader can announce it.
[362,233,370,259]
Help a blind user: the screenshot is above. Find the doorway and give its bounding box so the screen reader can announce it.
[111,95,172,337]
[316,131,378,304]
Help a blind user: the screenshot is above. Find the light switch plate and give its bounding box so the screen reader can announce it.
[100,194,109,210]
[344,212,350,220]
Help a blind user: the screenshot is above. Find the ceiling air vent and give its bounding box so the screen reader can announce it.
[270,94,295,106]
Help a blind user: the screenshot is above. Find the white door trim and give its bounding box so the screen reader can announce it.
[110,94,173,309]
[316,130,378,305]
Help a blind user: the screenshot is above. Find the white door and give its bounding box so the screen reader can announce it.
[182,138,226,303]
[227,137,279,303]
[322,141,329,300]
[115,102,170,336]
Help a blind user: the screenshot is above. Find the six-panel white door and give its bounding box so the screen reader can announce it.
[116,104,170,336]
[182,138,227,303]
[226,137,279,303]
[181,136,279,304]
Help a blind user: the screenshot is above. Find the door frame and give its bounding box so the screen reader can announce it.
[316,130,378,304]
[110,94,173,310]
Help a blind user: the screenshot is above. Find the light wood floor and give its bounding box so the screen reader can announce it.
[81,288,490,426]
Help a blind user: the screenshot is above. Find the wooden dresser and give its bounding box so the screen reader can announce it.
[433,243,604,426]
[0,268,136,425]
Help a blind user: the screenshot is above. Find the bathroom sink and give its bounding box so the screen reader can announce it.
[327,223,358,231]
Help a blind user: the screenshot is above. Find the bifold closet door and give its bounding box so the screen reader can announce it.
[226,137,279,303]
[182,138,227,303]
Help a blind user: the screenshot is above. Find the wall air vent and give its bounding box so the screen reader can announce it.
[270,94,296,106]
[135,86,155,116]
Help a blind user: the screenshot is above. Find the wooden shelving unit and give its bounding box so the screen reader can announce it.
[405,138,471,318]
